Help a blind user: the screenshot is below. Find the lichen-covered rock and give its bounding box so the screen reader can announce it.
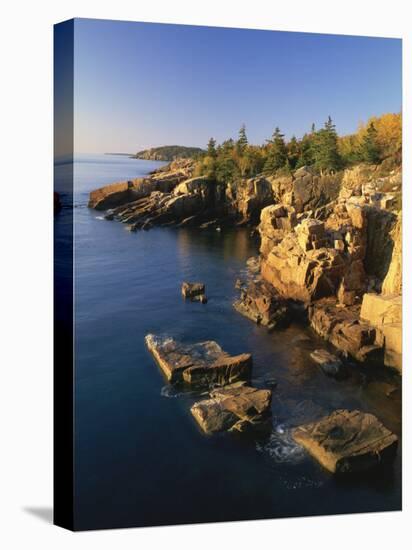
[293,409,398,474]
[233,280,290,329]
[145,334,252,385]
[191,383,272,435]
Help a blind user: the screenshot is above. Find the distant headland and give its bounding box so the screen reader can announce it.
[134,145,205,161]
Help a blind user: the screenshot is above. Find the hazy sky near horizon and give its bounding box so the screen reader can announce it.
[73,18,402,154]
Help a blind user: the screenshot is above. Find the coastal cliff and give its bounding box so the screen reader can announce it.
[88,131,402,374]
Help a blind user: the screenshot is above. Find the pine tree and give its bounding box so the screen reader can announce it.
[263,127,287,174]
[287,135,300,169]
[236,124,248,154]
[359,122,380,163]
[313,116,341,174]
[207,137,217,158]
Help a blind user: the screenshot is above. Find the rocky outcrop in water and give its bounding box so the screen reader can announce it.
[181,282,207,303]
[293,409,398,474]
[145,333,274,437]
[145,334,252,386]
[191,383,272,435]
[88,159,194,210]
[233,279,290,330]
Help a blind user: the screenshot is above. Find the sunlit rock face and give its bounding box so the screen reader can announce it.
[293,409,398,474]
[145,334,252,386]
[191,383,272,435]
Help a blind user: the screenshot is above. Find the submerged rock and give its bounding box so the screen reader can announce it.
[181,281,207,303]
[191,383,272,435]
[310,349,347,379]
[293,409,398,474]
[145,334,252,386]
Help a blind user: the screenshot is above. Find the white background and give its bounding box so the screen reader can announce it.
[0,0,410,548]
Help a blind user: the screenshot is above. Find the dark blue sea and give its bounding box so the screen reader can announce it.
[54,154,401,530]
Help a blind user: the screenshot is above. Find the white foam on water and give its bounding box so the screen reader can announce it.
[256,427,306,465]
[95,216,105,220]
[160,385,208,400]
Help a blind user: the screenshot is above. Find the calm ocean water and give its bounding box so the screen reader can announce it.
[55,154,401,530]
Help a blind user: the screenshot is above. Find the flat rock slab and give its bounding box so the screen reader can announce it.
[293,409,398,474]
[145,334,252,385]
[191,384,272,435]
[310,349,347,379]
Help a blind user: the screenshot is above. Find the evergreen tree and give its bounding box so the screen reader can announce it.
[287,135,300,169]
[215,139,239,183]
[263,127,287,174]
[359,122,380,163]
[313,116,341,174]
[207,137,217,158]
[236,124,248,154]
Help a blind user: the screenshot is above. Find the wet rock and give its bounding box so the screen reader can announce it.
[308,299,382,362]
[310,349,347,379]
[181,282,206,301]
[145,334,252,386]
[233,280,290,329]
[293,409,398,474]
[191,383,272,435]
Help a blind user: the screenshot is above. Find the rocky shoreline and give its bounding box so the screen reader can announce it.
[88,157,402,474]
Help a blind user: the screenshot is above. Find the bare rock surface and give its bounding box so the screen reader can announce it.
[308,299,381,362]
[360,293,402,372]
[293,409,398,474]
[191,383,272,435]
[233,280,290,329]
[145,334,252,386]
[261,231,346,303]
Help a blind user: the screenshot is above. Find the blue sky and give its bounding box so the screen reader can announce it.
[73,18,402,153]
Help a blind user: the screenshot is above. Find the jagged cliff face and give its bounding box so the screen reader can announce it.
[254,163,402,372]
